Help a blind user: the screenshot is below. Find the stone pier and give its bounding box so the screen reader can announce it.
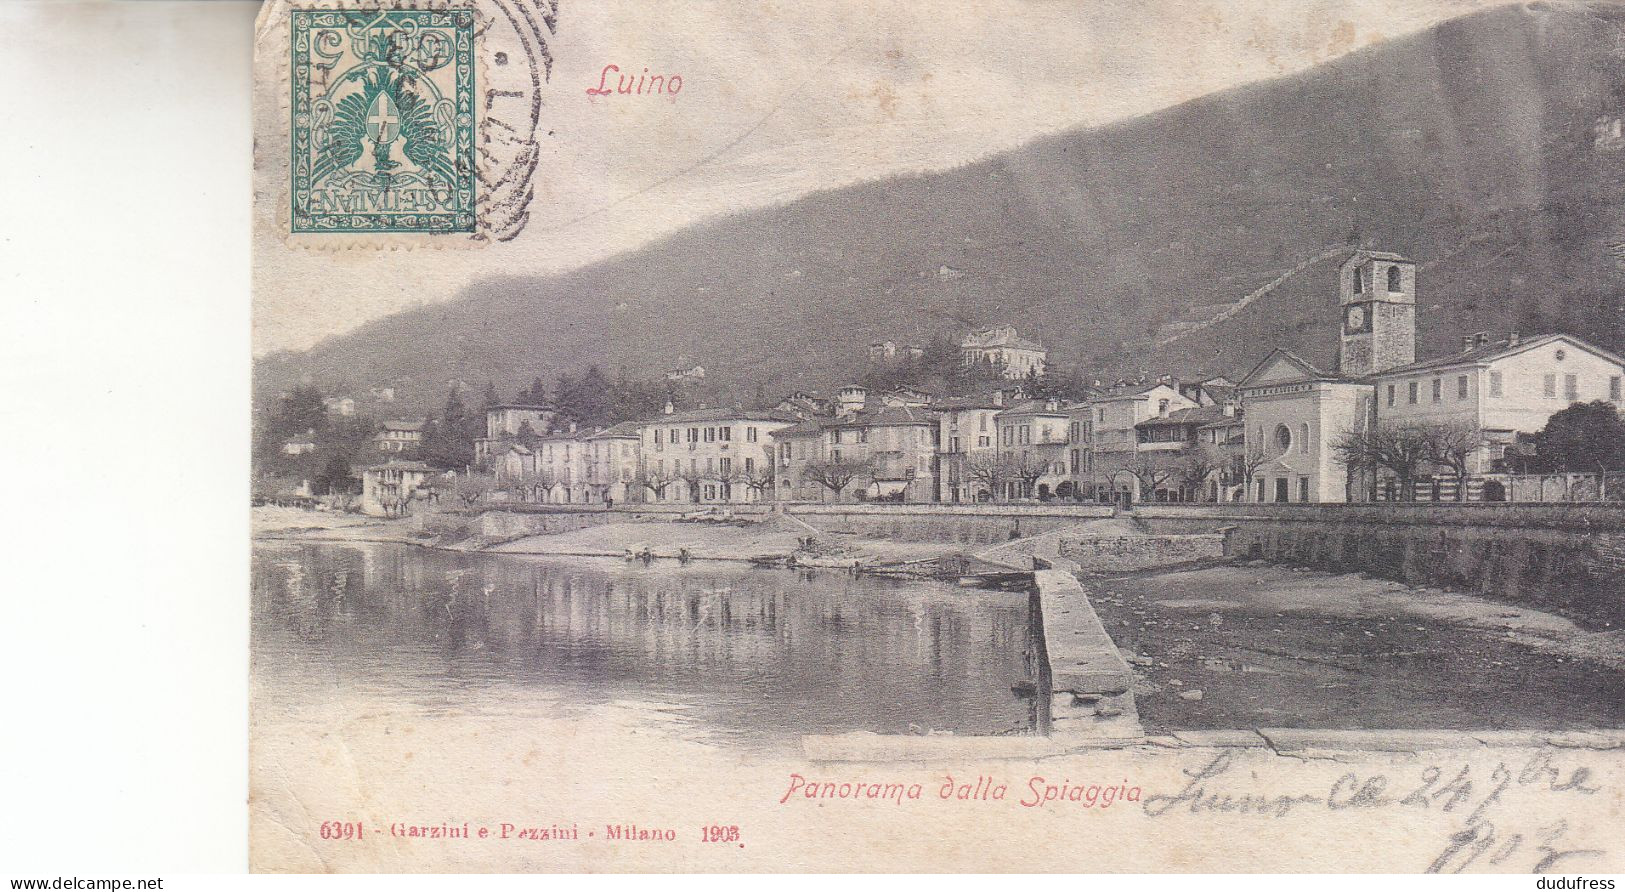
[1032,565,1142,743]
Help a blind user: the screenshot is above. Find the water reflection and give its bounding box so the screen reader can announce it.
[252,542,1038,749]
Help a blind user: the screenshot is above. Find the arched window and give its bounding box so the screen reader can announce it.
[1386,265,1402,292]
[1300,422,1310,453]
[1274,424,1292,454]
[1353,268,1364,294]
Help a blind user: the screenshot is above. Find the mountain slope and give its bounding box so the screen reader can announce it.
[257,1,1625,413]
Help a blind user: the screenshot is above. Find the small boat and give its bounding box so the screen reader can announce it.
[956,571,1033,590]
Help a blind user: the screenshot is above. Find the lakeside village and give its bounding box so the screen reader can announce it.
[257,250,1625,518]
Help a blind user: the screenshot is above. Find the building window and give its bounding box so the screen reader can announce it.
[1386,384,1395,407]
[1274,424,1292,454]
[1387,265,1402,292]
[1299,423,1310,454]
[746,427,757,442]
[1565,374,1578,402]
[1544,374,1557,399]
[744,457,754,473]
[1612,376,1622,402]
[720,457,731,475]
[704,427,715,442]
[1490,371,1503,397]
[1457,375,1468,400]
[979,415,988,432]
[1298,476,1310,502]
[1098,408,1105,423]
[1408,381,1419,404]
[1431,378,1442,403]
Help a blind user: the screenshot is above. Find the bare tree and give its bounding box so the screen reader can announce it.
[453,473,496,509]
[1179,446,1222,502]
[1007,453,1048,500]
[678,465,706,503]
[965,453,1012,502]
[1124,452,1179,501]
[803,458,868,503]
[1335,422,1433,501]
[638,465,675,502]
[1236,442,1271,501]
[1424,421,1483,501]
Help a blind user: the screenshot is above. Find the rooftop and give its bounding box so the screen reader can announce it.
[960,326,1045,352]
[652,407,800,425]
[1372,333,1625,376]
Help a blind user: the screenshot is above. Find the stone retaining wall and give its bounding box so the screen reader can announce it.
[791,506,1112,544]
[1133,508,1625,628]
[1058,534,1226,572]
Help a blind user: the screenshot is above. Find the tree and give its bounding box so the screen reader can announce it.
[1226,443,1269,502]
[1123,452,1179,501]
[678,465,706,503]
[315,455,358,496]
[1535,401,1625,474]
[1007,453,1048,500]
[639,466,675,502]
[965,453,1013,502]
[452,473,495,509]
[803,458,868,503]
[518,377,548,405]
[274,385,329,440]
[1335,421,1432,500]
[1178,447,1222,502]
[1424,421,1483,501]
[742,451,777,500]
[515,420,542,448]
[425,386,474,469]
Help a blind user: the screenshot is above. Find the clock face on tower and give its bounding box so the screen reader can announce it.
[1345,304,1366,332]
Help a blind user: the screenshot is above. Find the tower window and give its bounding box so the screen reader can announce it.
[1353,268,1364,294]
[1387,265,1402,292]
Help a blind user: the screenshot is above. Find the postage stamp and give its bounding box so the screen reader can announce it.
[290,8,476,234]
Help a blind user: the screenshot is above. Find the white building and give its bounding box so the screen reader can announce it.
[959,326,1047,379]
[934,393,1005,502]
[374,419,426,453]
[1371,332,1625,479]
[638,406,794,504]
[360,461,434,515]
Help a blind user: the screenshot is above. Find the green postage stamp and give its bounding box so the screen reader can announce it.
[290,9,476,234]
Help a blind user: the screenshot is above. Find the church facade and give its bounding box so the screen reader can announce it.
[1237,251,1413,503]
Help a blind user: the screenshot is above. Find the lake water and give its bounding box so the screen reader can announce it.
[251,542,1040,751]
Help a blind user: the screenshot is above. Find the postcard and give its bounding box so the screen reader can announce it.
[251,0,1625,872]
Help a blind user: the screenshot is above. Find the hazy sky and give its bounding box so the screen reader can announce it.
[251,0,1496,355]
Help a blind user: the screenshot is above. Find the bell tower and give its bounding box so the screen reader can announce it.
[1337,250,1416,377]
